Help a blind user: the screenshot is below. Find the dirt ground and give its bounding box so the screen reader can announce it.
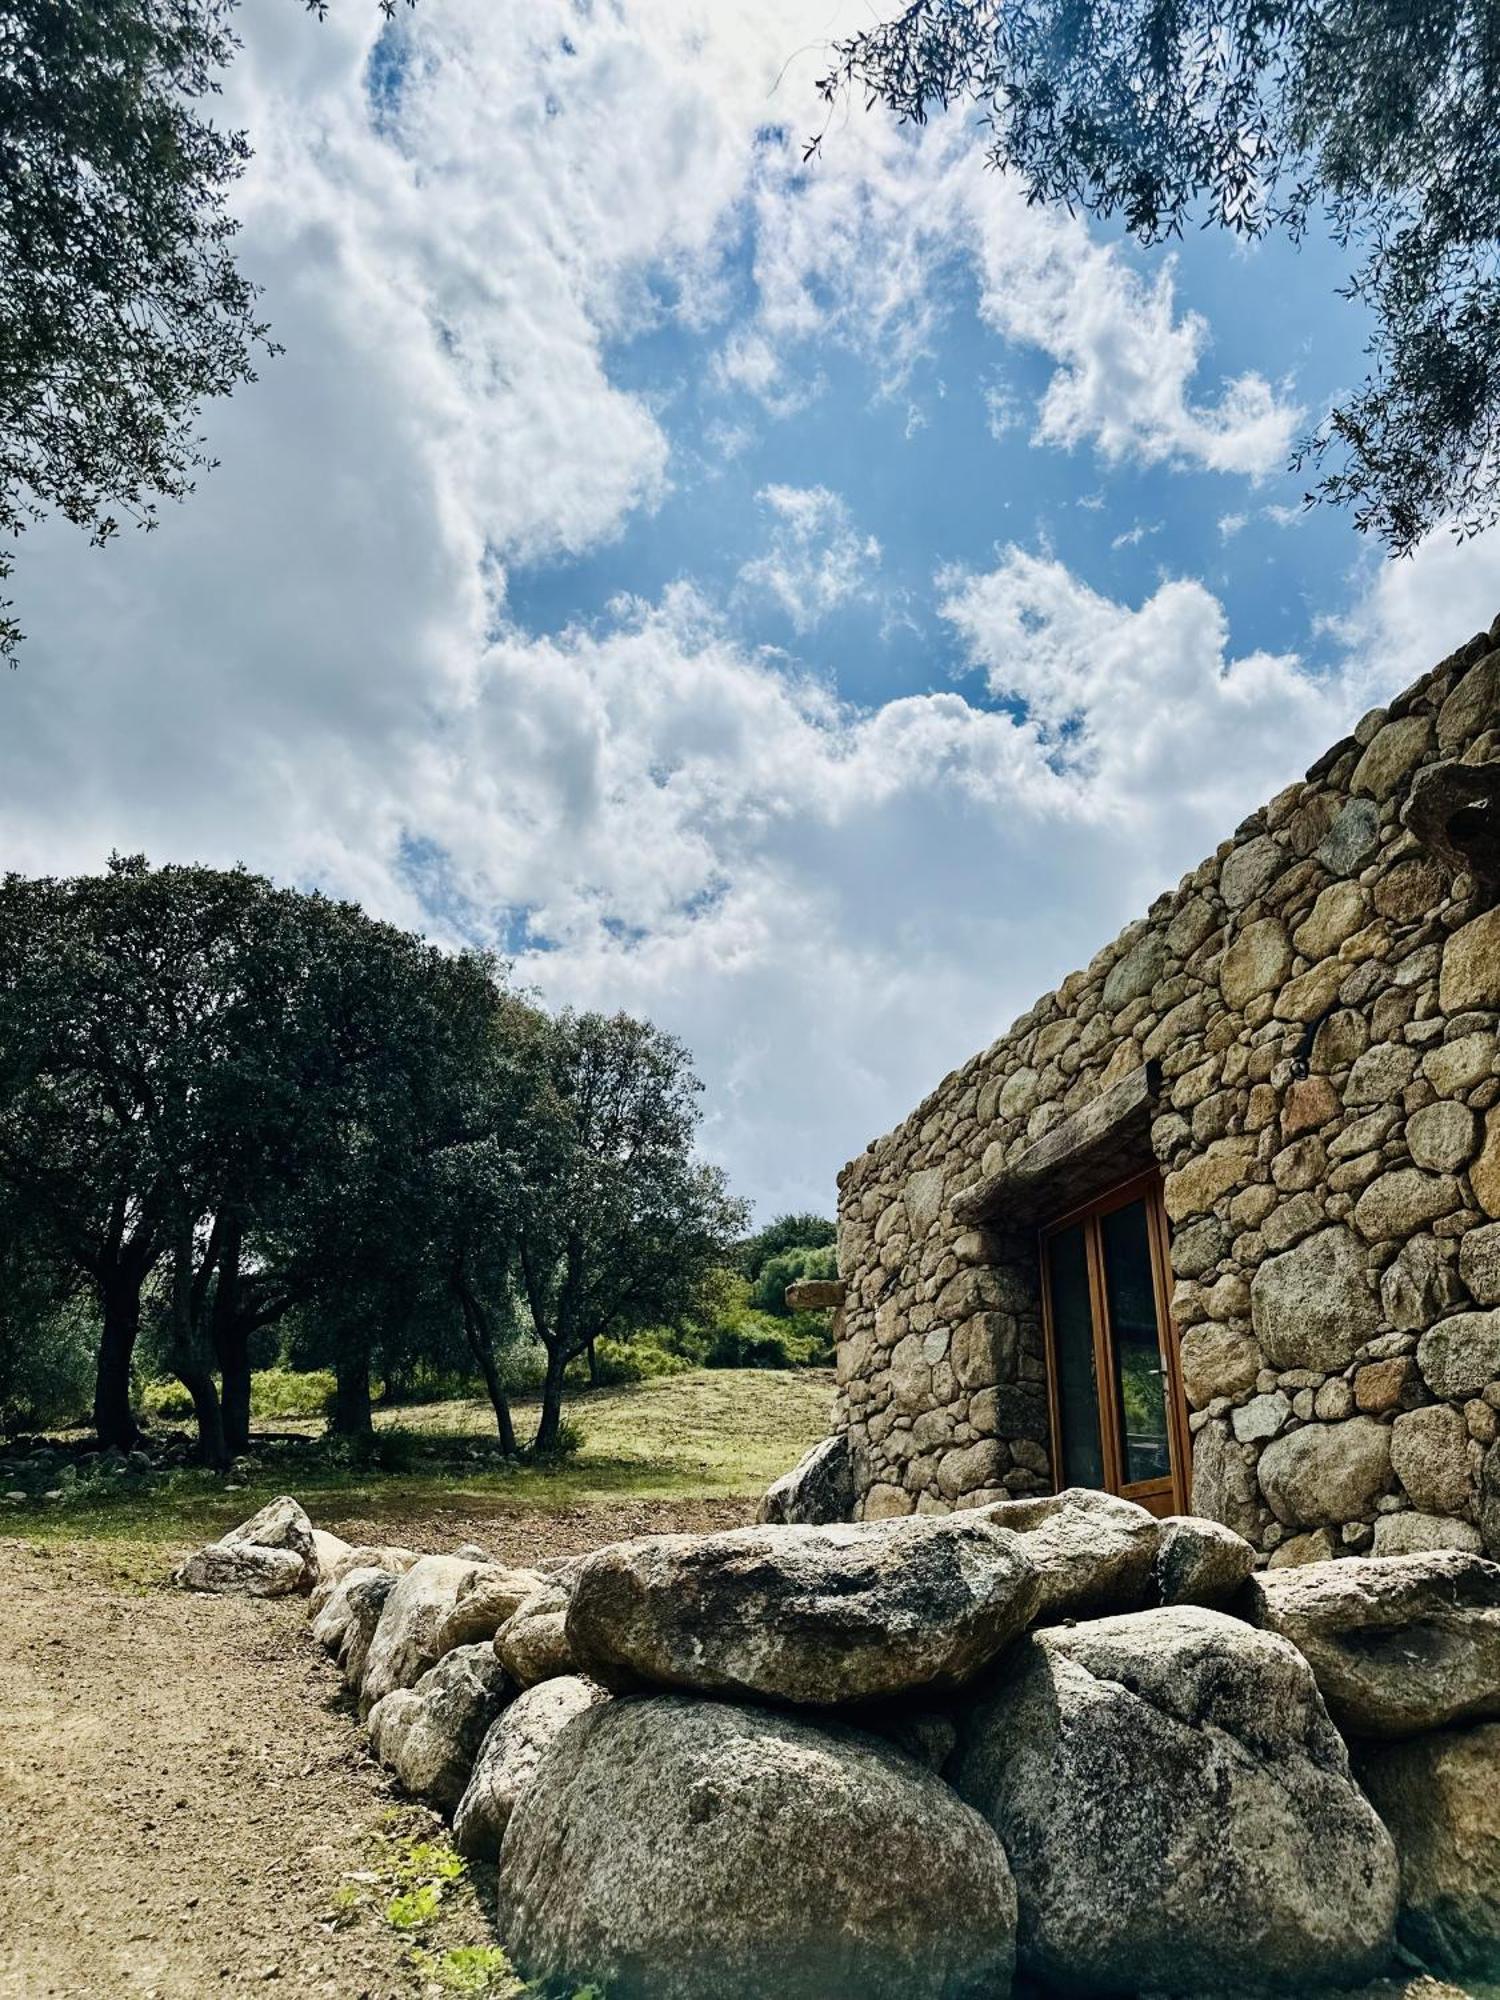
[0,1496,753,2000]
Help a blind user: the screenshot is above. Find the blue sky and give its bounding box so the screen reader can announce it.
[3,1,1498,1217]
[511,211,1363,713]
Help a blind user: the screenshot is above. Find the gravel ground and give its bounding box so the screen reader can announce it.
[0,1495,753,1999]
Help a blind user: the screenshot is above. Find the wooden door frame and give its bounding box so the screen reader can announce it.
[1037,1168,1190,1516]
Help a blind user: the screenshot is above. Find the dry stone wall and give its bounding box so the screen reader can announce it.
[833,616,1500,1561]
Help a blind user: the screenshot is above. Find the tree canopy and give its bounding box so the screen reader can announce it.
[0,858,743,1465]
[0,0,408,663]
[514,1011,750,1451]
[812,0,1500,553]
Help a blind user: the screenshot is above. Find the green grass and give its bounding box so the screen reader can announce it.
[3,1368,832,1555]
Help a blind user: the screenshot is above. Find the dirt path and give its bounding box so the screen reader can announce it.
[0,1497,753,1999]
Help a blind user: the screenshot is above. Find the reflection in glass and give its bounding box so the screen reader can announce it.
[1101,1199,1171,1484]
[1047,1222,1105,1488]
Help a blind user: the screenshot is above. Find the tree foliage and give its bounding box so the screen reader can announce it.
[514,1012,750,1452]
[0,0,409,662]
[0,860,744,1464]
[813,0,1500,552]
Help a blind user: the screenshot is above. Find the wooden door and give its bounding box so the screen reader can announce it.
[1038,1172,1190,1518]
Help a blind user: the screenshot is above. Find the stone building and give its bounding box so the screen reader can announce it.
[818,616,1500,1565]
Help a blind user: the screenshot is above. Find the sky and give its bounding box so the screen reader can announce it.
[5,0,1500,1220]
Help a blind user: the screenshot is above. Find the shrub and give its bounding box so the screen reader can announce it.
[575,1333,692,1387]
[749,1241,838,1318]
[525,1416,583,1466]
[0,1296,97,1434]
[136,1376,195,1422]
[705,1310,830,1370]
[249,1367,336,1421]
[497,1338,549,1395]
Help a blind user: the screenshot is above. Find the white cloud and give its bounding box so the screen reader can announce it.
[736,484,882,630]
[731,112,1303,479]
[937,549,1362,822]
[1111,521,1162,552]
[1321,525,1500,686]
[4,0,1485,1226]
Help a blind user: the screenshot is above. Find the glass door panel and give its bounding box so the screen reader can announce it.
[1045,1222,1106,1489]
[1099,1198,1172,1488]
[1040,1176,1185,1513]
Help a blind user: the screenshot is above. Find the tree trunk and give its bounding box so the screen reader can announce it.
[457,1286,517,1457]
[534,1343,567,1454]
[94,1274,143,1451]
[176,1362,229,1469]
[218,1323,251,1456]
[212,1214,252,1456]
[331,1345,372,1435]
[474,1340,518,1456]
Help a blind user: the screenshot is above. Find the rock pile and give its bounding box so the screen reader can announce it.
[175,1490,1500,1995]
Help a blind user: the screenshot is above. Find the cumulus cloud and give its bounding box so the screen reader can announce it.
[2,0,1479,1220]
[733,111,1303,479]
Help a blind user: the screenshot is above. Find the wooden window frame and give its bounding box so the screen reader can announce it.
[1037,1169,1191,1518]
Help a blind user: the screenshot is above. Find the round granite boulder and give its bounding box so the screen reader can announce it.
[564,1515,1039,1706]
[497,1695,1017,2000]
[951,1605,1398,1994]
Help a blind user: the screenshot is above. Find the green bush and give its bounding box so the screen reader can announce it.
[0,1297,97,1433]
[706,1309,831,1370]
[749,1241,838,1318]
[250,1366,337,1420]
[497,1338,549,1395]
[526,1416,583,1466]
[137,1366,337,1426]
[573,1333,692,1387]
[136,1376,195,1422]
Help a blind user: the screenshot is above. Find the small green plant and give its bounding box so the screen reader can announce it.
[408,1944,524,1994]
[136,1376,195,1422]
[385,1882,442,1930]
[326,1880,366,1926]
[525,1416,584,1467]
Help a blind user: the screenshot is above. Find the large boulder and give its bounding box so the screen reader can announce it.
[1257,1417,1394,1527]
[757,1435,853,1526]
[309,1528,353,1590]
[977,1488,1159,1622]
[1245,1552,1500,1737]
[312,1563,388,1655]
[495,1581,577,1688]
[951,1605,1398,1995]
[221,1493,316,1570]
[339,1570,397,1689]
[565,1516,1039,1706]
[308,1542,419,1615]
[1153,1512,1258,1604]
[357,1554,488,1717]
[433,1566,546,1658]
[1355,1723,1500,1980]
[1250,1227,1378,1370]
[497,1695,1018,2000]
[174,1493,318,1595]
[366,1643,512,1812]
[172,1541,307,1596]
[453,1674,607,1860]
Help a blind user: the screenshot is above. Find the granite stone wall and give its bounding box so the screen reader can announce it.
[831,617,1500,1563]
